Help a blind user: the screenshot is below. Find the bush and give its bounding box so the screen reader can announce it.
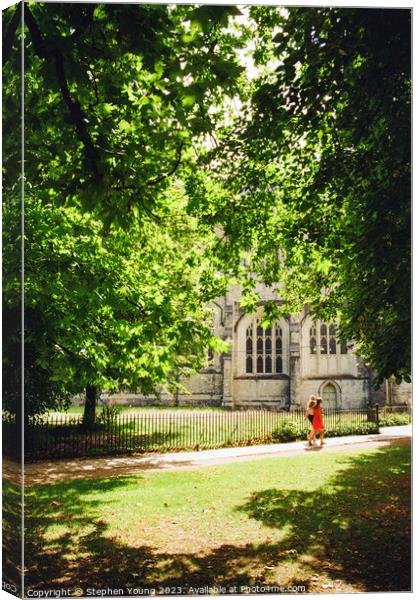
[324,423,379,438]
[379,413,411,427]
[272,420,379,443]
[272,420,306,442]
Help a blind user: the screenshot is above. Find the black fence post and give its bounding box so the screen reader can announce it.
[375,403,380,432]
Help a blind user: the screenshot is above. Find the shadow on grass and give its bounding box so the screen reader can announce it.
[23,444,411,594]
[3,479,22,595]
[23,426,182,460]
[236,442,411,592]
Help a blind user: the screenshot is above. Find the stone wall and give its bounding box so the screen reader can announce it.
[298,377,370,409]
[371,379,412,407]
[99,372,223,407]
[391,381,412,405]
[230,377,289,410]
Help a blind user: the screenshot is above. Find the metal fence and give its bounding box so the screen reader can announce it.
[1,404,402,461]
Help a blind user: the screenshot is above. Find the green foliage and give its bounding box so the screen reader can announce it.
[2,5,410,418]
[3,3,249,416]
[324,424,379,438]
[3,184,227,416]
[272,420,379,443]
[3,3,248,219]
[189,7,411,386]
[379,413,411,427]
[23,190,220,392]
[271,419,300,443]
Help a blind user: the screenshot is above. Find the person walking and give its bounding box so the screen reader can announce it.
[305,395,316,446]
[309,396,325,447]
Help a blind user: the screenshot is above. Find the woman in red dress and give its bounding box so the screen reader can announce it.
[308,397,325,447]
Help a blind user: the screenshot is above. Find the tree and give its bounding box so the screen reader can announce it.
[188,7,411,385]
[3,185,228,424]
[3,4,410,420]
[3,3,243,420]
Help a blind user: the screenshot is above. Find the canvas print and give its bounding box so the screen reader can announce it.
[2,2,411,597]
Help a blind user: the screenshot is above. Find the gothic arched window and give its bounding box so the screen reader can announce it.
[245,318,285,375]
[310,322,348,356]
[309,325,317,354]
[329,323,337,354]
[276,326,283,374]
[256,323,264,373]
[320,323,328,354]
[265,327,272,373]
[245,325,253,373]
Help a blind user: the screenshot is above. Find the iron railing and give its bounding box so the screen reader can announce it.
[2,404,406,461]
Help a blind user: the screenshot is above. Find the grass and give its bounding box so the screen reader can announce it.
[3,480,22,595]
[21,441,411,593]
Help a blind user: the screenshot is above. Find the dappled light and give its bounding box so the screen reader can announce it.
[22,444,410,593]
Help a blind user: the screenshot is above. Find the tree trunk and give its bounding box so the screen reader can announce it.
[83,385,97,429]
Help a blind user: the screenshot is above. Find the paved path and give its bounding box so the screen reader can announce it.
[4,425,411,486]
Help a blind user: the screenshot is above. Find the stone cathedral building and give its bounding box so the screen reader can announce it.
[183,283,371,410]
[106,282,411,410]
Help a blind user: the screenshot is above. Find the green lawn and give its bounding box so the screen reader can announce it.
[2,480,22,595]
[22,442,411,593]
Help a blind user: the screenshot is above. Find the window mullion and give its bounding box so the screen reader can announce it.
[253,320,256,374]
[272,322,276,374]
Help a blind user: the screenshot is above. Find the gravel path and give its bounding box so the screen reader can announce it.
[4,425,411,486]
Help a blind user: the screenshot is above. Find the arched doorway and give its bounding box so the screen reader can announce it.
[321,382,338,408]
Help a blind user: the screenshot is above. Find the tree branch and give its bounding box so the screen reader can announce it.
[123,296,148,315]
[52,51,102,179]
[7,5,182,190]
[112,184,162,223]
[47,337,79,360]
[138,202,161,223]
[23,5,49,58]
[24,5,102,180]
[146,143,184,186]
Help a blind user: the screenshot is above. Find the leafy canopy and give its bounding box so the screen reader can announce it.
[3,2,244,415]
[2,5,410,418]
[187,7,411,385]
